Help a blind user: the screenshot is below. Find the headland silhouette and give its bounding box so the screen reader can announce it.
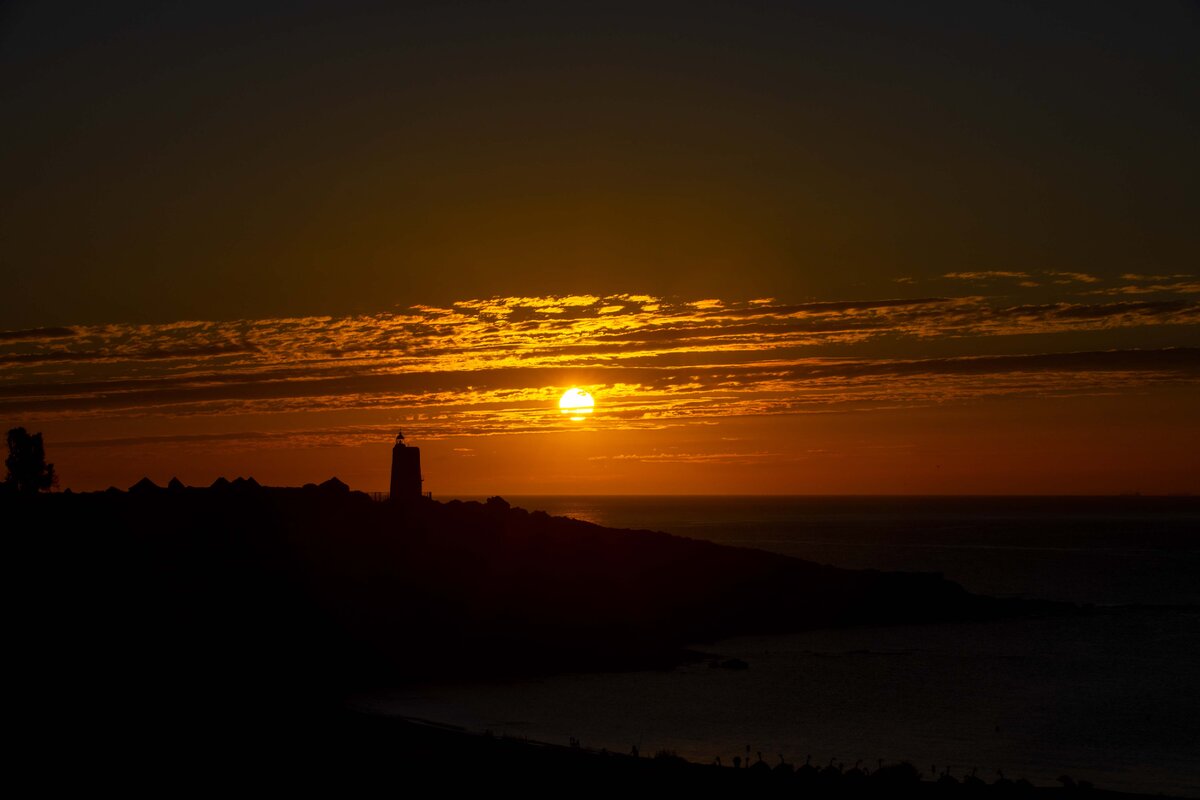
[11,430,1156,795]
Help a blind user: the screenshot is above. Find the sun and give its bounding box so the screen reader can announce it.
[559,387,595,421]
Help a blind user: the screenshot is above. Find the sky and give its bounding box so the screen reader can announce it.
[2,1,1198,494]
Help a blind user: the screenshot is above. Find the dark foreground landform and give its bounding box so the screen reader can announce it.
[20,703,1180,796]
[10,479,1070,776]
[74,706,1172,797]
[297,711,1177,798]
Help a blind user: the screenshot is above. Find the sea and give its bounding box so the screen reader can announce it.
[360,496,1200,796]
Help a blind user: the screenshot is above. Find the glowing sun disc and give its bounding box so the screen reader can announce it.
[559,387,595,421]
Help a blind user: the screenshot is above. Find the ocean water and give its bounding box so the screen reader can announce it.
[364,497,1200,796]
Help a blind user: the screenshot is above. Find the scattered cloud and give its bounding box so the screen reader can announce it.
[0,326,78,342]
[1047,272,1101,284]
[1087,281,1200,297]
[943,271,1030,280]
[1121,273,1194,282]
[3,294,1197,445]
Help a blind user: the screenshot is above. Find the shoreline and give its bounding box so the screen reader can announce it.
[322,710,1191,798]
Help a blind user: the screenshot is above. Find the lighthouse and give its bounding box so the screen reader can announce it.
[389,430,423,500]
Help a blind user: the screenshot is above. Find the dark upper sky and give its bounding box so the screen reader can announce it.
[3,0,1198,328]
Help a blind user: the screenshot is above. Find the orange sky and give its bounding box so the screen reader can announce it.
[4,291,1198,494]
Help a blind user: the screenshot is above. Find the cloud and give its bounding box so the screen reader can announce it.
[943,271,1030,280]
[0,342,257,366]
[1047,271,1101,284]
[3,294,1197,442]
[0,326,77,342]
[1087,281,1200,297]
[1121,273,1194,282]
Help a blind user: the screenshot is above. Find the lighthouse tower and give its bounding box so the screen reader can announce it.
[389,430,423,501]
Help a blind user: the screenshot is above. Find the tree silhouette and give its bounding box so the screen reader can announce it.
[5,427,58,494]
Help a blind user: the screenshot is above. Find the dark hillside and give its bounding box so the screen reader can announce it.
[8,482,1064,760]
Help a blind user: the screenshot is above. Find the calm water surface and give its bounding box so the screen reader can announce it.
[365,497,1200,796]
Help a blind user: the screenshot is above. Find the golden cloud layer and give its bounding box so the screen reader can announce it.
[3,291,1198,449]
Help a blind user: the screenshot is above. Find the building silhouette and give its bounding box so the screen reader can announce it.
[389,431,423,500]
